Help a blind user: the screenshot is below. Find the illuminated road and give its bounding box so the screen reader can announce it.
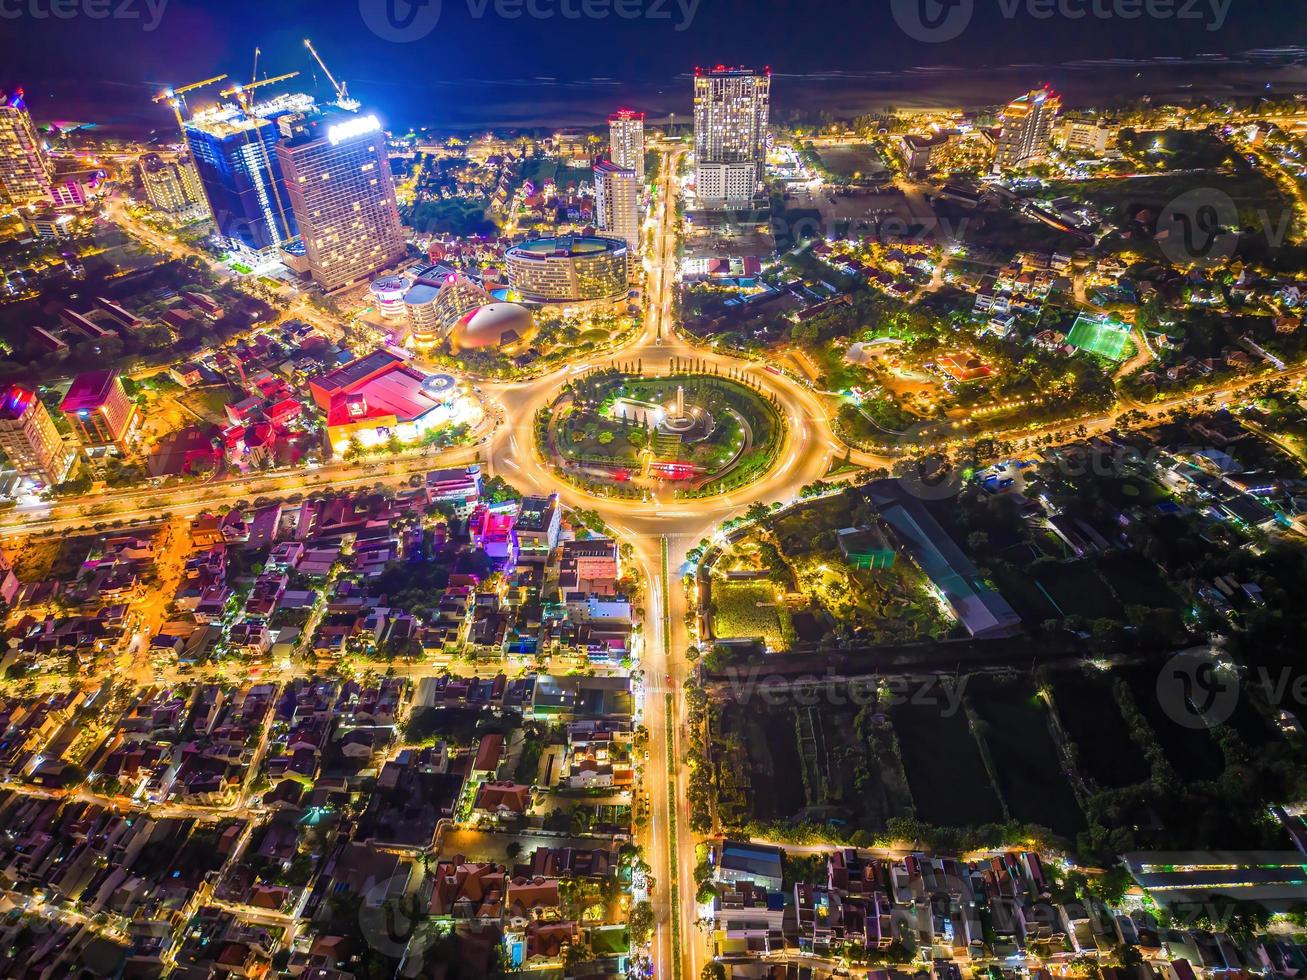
[476,147,860,980]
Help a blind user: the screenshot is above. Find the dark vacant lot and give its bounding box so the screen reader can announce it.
[968,675,1086,837]
[1048,669,1150,789]
[1121,663,1225,781]
[893,698,1004,828]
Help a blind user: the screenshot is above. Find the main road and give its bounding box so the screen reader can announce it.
[477,148,851,980]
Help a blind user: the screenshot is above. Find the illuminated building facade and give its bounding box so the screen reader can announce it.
[139,153,205,213]
[59,370,138,453]
[593,160,640,252]
[505,236,629,303]
[370,275,409,320]
[0,385,72,485]
[1056,116,1115,156]
[693,66,770,207]
[994,87,1061,172]
[184,96,304,253]
[0,90,53,207]
[311,349,474,454]
[276,108,406,292]
[431,274,492,341]
[608,109,645,181]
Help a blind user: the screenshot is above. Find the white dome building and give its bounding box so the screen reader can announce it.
[450,303,537,354]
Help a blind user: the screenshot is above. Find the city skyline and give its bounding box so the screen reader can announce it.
[5,7,1307,980]
[2,3,1307,133]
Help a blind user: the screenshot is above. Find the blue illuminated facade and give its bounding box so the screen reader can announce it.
[184,115,299,253]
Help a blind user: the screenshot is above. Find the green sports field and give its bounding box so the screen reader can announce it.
[1066,316,1131,361]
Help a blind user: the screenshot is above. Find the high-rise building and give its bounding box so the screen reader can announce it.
[275,107,406,292]
[593,160,640,253]
[693,66,770,207]
[178,153,205,203]
[1056,116,1115,157]
[505,236,629,303]
[59,370,138,453]
[608,109,645,181]
[0,89,53,207]
[994,86,1062,172]
[184,94,308,253]
[0,385,72,485]
[140,152,205,213]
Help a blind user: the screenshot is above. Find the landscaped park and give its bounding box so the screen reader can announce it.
[538,365,784,497]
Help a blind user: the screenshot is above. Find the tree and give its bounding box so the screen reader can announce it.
[629,900,655,947]
[1115,944,1144,969]
[701,964,727,980]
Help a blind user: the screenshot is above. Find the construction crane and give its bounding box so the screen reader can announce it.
[152,74,227,132]
[219,71,300,111]
[250,47,260,87]
[303,38,358,109]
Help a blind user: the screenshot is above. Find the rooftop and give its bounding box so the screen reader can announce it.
[60,371,119,414]
[0,386,35,422]
[508,236,626,259]
[326,369,445,426]
[312,350,407,400]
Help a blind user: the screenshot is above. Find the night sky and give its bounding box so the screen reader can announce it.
[3,0,1307,132]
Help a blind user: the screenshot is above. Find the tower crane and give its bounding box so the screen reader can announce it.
[152,75,227,132]
[303,38,359,110]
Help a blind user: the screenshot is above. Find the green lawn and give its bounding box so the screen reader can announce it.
[711,579,793,650]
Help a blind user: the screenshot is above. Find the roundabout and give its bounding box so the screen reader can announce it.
[540,367,786,498]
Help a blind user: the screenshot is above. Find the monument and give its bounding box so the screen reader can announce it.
[659,384,710,438]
